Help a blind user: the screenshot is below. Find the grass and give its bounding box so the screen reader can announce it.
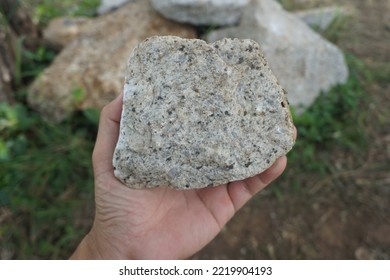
[0,101,97,259]
[0,0,381,259]
[27,0,100,26]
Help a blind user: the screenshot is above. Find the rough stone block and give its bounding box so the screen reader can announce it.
[113,36,295,189]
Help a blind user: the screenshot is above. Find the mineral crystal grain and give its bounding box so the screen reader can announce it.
[113,36,295,189]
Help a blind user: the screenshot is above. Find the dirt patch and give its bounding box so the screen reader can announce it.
[194,0,390,260]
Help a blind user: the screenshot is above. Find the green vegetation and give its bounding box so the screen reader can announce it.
[0,0,380,259]
[0,103,96,259]
[29,0,100,25]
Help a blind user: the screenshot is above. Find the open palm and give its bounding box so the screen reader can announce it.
[71,94,290,259]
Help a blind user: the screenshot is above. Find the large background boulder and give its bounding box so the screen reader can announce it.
[207,0,349,112]
[97,0,138,15]
[28,0,196,122]
[151,0,250,26]
[294,6,349,31]
[43,17,90,50]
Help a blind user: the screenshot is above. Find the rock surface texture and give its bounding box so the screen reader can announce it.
[113,36,295,189]
[151,0,250,26]
[28,0,196,122]
[207,0,349,112]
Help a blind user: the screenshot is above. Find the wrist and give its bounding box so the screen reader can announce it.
[70,231,103,260]
[70,227,136,260]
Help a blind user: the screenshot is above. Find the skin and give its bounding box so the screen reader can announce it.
[71,93,296,259]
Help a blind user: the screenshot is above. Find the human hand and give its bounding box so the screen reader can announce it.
[71,94,295,259]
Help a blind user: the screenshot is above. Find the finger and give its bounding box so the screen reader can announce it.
[92,93,123,176]
[256,156,287,186]
[294,126,297,141]
[227,156,287,212]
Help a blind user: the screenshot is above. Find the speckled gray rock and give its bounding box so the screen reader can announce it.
[150,0,250,26]
[113,36,295,189]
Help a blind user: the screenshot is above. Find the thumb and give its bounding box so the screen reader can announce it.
[92,93,123,177]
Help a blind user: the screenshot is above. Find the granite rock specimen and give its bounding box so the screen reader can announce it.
[113,36,295,189]
[207,0,349,113]
[150,0,250,26]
